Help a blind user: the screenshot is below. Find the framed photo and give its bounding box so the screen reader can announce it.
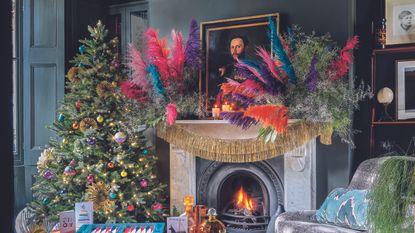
[396,60,415,119]
[200,13,280,112]
[386,0,415,45]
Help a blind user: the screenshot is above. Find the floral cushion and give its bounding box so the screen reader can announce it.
[314,188,369,231]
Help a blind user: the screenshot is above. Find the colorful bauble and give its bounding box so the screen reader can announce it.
[64,166,76,176]
[75,100,81,110]
[87,174,94,183]
[78,45,86,54]
[96,115,104,123]
[109,192,117,199]
[114,132,127,144]
[107,161,115,169]
[43,170,55,180]
[58,113,65,122]
[151,202,163,211]
[139,179,149,188]
[79,118,98,132]
[42,198,50,205]
[127,204,135,212]
[86,137,96,145]
[143,149,149,155]
[120,170,128,177]
[69,159,76,166]
[72,122,79,130]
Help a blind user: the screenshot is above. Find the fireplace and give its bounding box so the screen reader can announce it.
[196,157,284,233]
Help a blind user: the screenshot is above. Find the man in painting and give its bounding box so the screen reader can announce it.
[218,35,249,82]
[397,10,414,34]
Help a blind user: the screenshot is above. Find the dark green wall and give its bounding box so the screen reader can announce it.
[148,0,355,206]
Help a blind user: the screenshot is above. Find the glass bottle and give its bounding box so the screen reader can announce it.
[180,195,196,233]
[200,208,226,233]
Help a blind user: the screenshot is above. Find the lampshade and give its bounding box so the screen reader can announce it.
[377,87,394,104]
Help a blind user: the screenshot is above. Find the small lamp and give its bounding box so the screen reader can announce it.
[377,87,394,121]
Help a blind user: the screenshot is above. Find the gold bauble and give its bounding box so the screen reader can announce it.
[62,138,69,144]
[97,115,104,123]
[111,81,117,87]
[130,142,139,148]
[120,170,128,177]
[109,122,115,127]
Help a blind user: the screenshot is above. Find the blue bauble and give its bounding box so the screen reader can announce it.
[42,198,50,205]
[79,45,86,54]
[109,192,117,199]
[143,149,148,155]
[58,113,65,122]
[60,189,68,196]
[86,137,96,145]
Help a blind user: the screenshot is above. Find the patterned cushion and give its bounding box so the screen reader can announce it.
[314,188,369,231]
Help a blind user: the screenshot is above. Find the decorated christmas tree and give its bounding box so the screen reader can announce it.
[29,21,167,224]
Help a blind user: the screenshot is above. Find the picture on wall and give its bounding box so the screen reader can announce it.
[386,0,415,45]
[396,60,415,120]
[200,13,280,112]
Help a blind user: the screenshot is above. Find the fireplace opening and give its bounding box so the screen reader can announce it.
[219,173,269,231]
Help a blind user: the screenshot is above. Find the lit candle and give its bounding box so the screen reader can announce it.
[222,102,230,112]
[212,105,221,118]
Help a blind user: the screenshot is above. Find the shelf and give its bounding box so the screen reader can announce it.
[373,46,415,55]
[372,121,415,125]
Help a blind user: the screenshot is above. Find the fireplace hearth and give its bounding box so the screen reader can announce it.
[196,157,284,233]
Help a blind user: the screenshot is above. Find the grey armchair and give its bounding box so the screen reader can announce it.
[274,156,391,233]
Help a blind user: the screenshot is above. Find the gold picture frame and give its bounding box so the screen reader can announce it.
[199,13,280,112]
[386,0,415,45]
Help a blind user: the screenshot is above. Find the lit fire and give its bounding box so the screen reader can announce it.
[235,186,255,211]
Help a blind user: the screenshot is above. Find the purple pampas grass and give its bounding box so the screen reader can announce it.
[220,111,258,129]
[184,19,201,70]
[306,54,319,92]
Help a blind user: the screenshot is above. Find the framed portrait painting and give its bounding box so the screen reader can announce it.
[396,60,415,120]
[386,0,415,45]
[200,13,280,112]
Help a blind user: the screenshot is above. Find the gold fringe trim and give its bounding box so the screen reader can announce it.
[156,121,332,163]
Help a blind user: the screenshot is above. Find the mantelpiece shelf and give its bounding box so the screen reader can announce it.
[372,121,415,125]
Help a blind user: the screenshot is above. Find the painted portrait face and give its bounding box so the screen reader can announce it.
[230,38,245,60]
[401,14,413,29]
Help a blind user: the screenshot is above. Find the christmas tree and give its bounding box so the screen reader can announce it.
[29,21,167,224]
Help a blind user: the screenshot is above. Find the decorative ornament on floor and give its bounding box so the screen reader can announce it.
[218,19,371,145]
[85,181,114,212]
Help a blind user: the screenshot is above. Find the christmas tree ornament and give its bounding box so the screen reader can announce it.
[72,122,79,130]
[127,204,135,212]
[42,198,50,205]
[120,170,128,177]
[151,202,163,212]
[130,142,139,148]
[58,113,65,122]
[143,149,149,155]
[109,192,117,199]
[43,170,55,180]
[96,115,104,123]
[85,181,114,212]
[59,189,68,196]
[96,81,115,98]
[78,63,85,68]
[111,81,117,87]
[79,118,98,132]
[62,138,69,144]
[37,148,54,170]
[86,137,96,145]
[75,100,81,110]
[107,161,115,169]
[109,122,115,127]
[87,174,95,183]
[67,67,79,83]
[64,160,77,176]
[114,132,127,144]
[139,179,149,188]
[79,45,86,54]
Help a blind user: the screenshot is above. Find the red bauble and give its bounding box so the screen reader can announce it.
[72,122,79,129]
[151,202,163,211]
[75,100,81,109]
[127,204,135,212]
[139,179,149,188]
[107,161,115,169]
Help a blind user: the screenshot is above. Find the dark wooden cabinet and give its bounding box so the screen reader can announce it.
[369,46,415,156]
